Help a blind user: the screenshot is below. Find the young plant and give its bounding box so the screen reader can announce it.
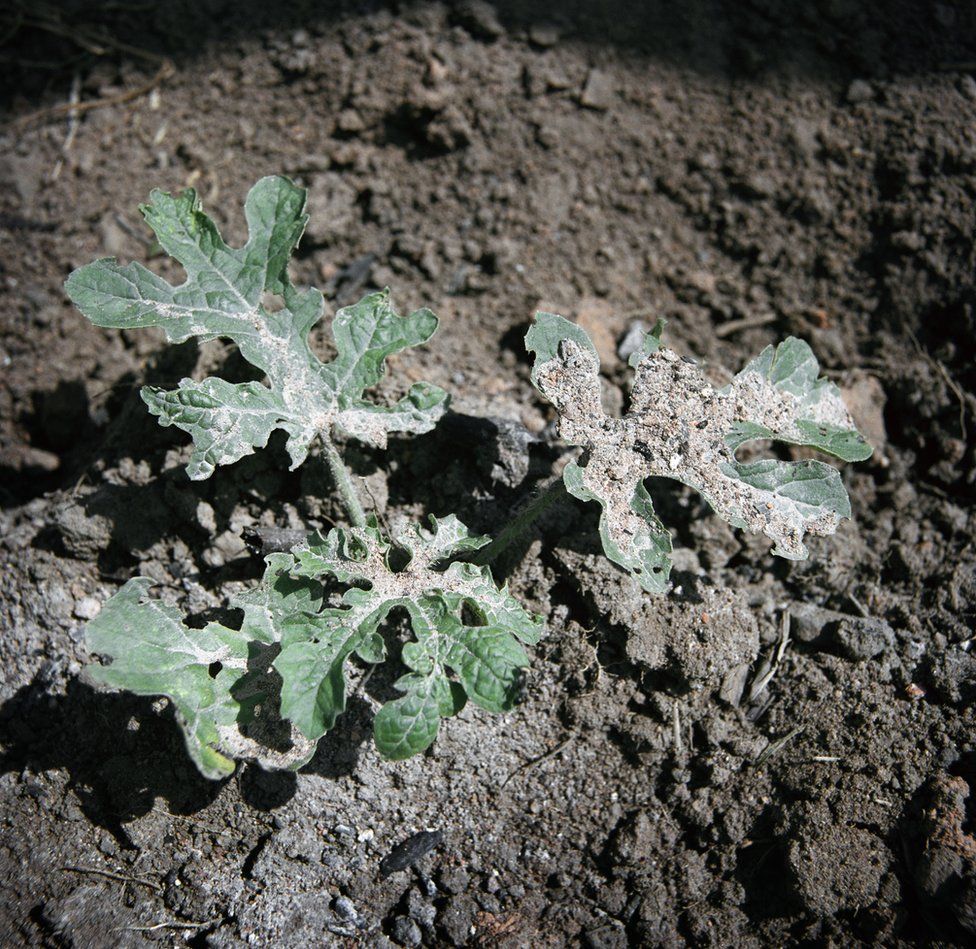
[86,515,541,778]
[65,177,541,774]
[66,176,871,779]
[276,515,541,761]
[526,314,872,593]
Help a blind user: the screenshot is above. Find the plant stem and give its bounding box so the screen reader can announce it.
[471,477,567,567]
[321,438,367,528]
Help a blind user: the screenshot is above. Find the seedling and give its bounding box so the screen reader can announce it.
[65,176,870,777]
[87,515,540,778]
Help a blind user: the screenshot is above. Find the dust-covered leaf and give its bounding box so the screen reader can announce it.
[276,514,543,760]
[527,313,871,592]
[65,176,447,479]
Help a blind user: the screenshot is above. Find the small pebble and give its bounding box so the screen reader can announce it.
[334,896,359,921]
[407,889,436,927]
[390,915,422,947]
[438,866,471,894]
[528,22,561,47]
[580,68,615,110]
[196,500,217,533]
[831,616,895,661]
[73,596,101,621]
[846,79,874,104]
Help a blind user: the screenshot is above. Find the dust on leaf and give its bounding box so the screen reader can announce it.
[65,176,447,479]
[526,312,872,593]
[83,517,543,777]
[276,514,544,760]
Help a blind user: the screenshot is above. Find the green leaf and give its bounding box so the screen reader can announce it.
[335,381,449,449]
[726,337,873,462]
[141,378,294,480]
[627,318,666,368]
[65,177,448,479]
[563,460,672,593]
[275,515,543,759]
[272,621,375,739]
[83,514,542,775]
[324,290,438,395]
[233,552,322,642]
[83,560,322,780]
[527,315,872,591]
[373,674,455,760]
[525,311,599,396]
[84,578,245,779]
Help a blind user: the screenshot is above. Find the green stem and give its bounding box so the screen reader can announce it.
[471,477,567,567]
[321,438,367,528]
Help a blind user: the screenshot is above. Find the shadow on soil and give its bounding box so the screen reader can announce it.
[0,678,227,844]
[0,339,200,509]
[0,671,373,844]
[1,0,973,117]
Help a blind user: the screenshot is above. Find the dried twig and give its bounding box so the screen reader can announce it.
[3,2,176,131]
[360,476,393,536]
[502,735,573,788]
[747,611,791,704]
[0,8,25,48]
[123,920,215,933]
[50,71,81,180]
[11,4,162,62]
[7,59,174,131]
[754,725,804,766]
[907,328,968,440]
[111,212,155,248]
[61,864,160,891]
[714,313,778,338]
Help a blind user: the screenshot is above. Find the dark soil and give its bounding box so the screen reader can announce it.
[2,1,975,945]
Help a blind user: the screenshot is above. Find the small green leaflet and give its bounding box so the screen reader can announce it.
[65,176,447,479]
[526,313,871,593]
[277,514,543,760]
[82,516,543,777]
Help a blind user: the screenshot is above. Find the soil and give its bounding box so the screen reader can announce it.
[1,1,975,946]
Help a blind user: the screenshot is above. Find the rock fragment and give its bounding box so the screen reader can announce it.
[528,22,561,47]
[846,79,874,103]
[579,68,615,110]
[453,1,504,40]
[830,615,896,661]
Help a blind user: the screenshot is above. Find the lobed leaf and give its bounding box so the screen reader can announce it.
[65,176,448,479]
[82,559,321,779]
[83,516,543,777]
[277,514,543,760]
[527,314,871,592]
